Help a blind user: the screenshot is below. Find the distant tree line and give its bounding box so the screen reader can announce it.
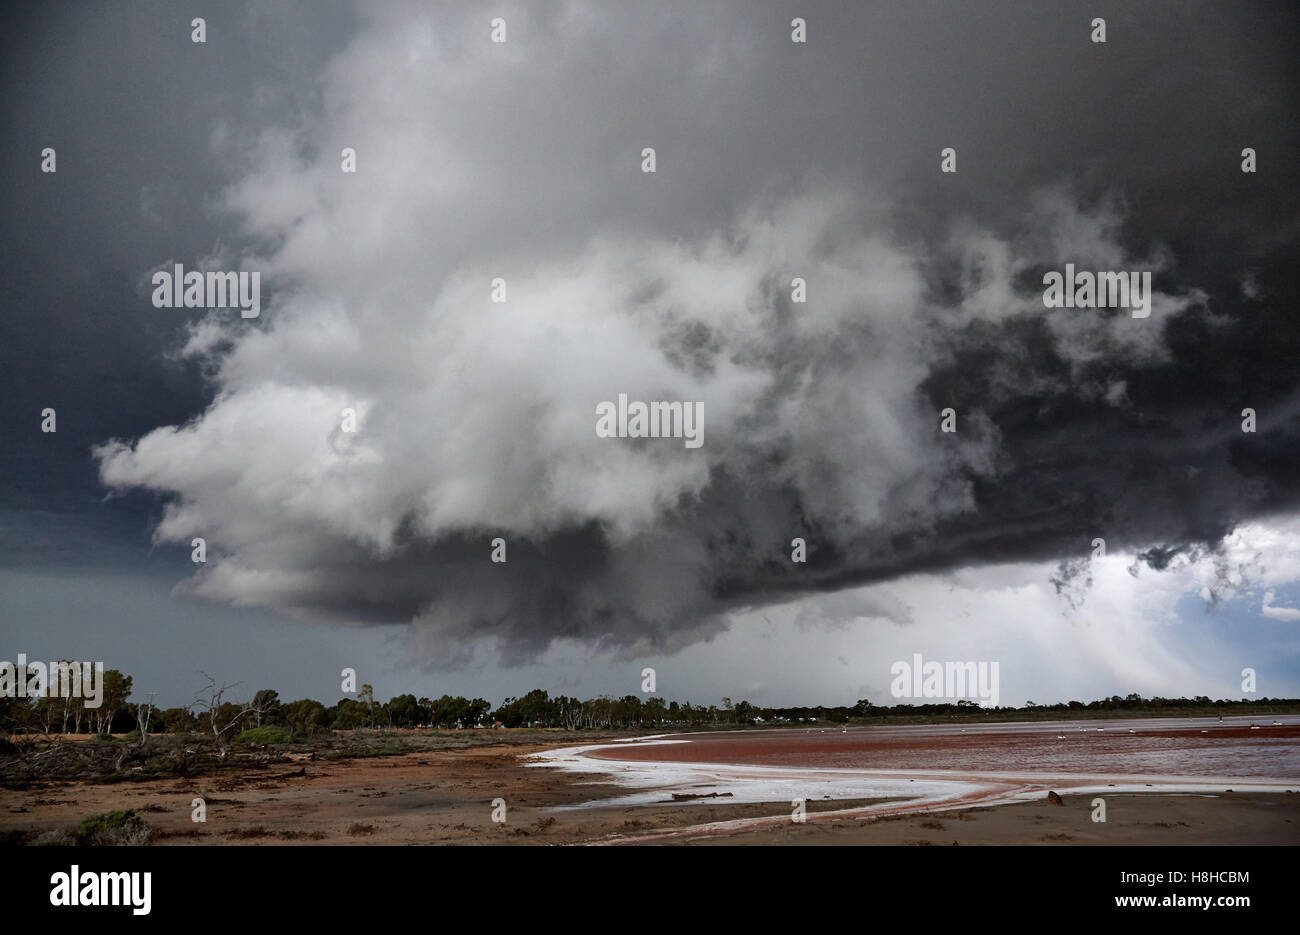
[1,671,1295,738]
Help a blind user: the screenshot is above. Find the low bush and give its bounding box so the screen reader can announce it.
[76,809,151,846]
[233,726,292,745]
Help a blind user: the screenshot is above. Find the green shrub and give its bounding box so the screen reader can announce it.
[234,725,292,745]
[76,810,151,846]
[94,733,116,742]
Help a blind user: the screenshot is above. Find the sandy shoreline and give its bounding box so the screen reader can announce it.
[527,729,1300,844]
[3,735,1298,845]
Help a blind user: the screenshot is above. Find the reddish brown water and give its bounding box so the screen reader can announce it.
[589,717,1300,779]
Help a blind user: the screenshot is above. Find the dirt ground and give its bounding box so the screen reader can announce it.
[3,740,1298,845]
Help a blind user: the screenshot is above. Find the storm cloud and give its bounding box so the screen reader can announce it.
[73,1,1300,666]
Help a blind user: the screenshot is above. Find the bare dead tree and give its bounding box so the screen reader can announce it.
[109,690,161,773]
[138,692,158,746]
[189,672,249,759]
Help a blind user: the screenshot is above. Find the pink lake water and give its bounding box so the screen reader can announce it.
[528,716,1300,842]
[587,716,1300,779]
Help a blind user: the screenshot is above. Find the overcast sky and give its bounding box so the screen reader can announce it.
[2,1,1299,709]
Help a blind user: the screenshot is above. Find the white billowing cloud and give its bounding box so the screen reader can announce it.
[93,2,1212,661]
[1263,590,1300,622]
[95,179,1200,653]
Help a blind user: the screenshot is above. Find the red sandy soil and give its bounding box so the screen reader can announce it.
[3,738,1299,845]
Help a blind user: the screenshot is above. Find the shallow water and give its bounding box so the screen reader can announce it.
[587,716,1300,780]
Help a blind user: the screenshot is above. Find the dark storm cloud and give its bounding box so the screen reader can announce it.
[0,0,355,563]
[5,2,1298,665]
